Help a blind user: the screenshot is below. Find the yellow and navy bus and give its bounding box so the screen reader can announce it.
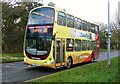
[23,6,100,69]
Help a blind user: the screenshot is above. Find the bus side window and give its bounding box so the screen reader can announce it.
[74,17,77,29]
[57,11,66,26]
[78,19,82,30]
[74,17,80,29]
[90,23,92,32]
[95,25,98,34]
[67,14,74,28]
[66,39,74,51]
[87,22,90,32]
[71,15,74,28]
[91,41,95,50]
[75,39,81,51]
[87,40,91,50]
[86,22,89,32]
[91,24,95,33]
[84,21,87,31]
[81,20,84,31]
[82,40,86,51]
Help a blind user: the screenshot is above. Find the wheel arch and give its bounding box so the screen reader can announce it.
[68,56,73,65]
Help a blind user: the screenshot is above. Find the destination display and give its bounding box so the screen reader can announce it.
[27,25,53,34]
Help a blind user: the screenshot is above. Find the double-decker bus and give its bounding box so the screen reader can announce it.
[23,6,100,69]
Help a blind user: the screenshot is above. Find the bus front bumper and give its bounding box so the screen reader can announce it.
[24,57,55,68]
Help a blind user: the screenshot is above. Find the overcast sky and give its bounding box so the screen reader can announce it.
[42,0,119,24]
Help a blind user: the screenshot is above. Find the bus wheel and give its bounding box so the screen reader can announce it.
[66,57,72,68]
[91,54,94,63]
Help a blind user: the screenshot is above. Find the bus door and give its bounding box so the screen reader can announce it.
[55,39,65,67]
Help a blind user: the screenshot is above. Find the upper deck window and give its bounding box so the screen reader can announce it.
[91,24,95,33]
[95,25,99,34]
[84,21,87,31]
[28,7,55,25]
[81,20,85,30]
[74,18,81,30]
[57,11,66,26]
[87,22,90,32]
[78,19,82,30]
[67,14,74,28]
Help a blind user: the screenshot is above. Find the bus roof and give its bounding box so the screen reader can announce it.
[29,6,99,26]
[30,6,66,13]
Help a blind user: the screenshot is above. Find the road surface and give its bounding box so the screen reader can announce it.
[1,51,119,83]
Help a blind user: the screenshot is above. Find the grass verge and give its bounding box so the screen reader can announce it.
[25,56,120,83]
[0,53,24,63]
[99,48,117,52]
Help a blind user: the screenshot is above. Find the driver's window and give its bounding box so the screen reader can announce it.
[28,39,36,48]
[37,38,44,50]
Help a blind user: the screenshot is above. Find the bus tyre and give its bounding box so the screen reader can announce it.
[91,54,94,63]
[66,57,72,68]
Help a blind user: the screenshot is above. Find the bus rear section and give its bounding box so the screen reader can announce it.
[93,25,100,61]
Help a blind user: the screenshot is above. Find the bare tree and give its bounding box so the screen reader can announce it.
[110,11,120,49]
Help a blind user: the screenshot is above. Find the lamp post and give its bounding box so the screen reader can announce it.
[107,0,111,65]
[118,1,120,51]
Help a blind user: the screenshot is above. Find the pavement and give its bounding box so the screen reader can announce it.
[0,51,120,83]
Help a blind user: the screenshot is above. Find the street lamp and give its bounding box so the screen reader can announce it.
[107,0,111,65]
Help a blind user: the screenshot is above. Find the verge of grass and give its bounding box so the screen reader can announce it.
[27,56,120,83]
[0,53,23,57]
[100,48,117,52]
[0,53,24,63]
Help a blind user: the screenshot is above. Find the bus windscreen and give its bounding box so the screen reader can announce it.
[28,7,55,25]
[25,36,52,56]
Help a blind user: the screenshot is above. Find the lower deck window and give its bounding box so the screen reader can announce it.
[66,39,74,51]
[75,40,81,51]
[82,40,87,50]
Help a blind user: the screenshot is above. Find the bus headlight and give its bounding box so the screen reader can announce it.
[47,61,54,64]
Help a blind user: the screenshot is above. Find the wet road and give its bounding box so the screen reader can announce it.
[98,51,119,61]
[1,51,119,83]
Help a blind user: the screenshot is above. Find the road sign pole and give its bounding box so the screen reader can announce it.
[107,0,110,65]
[118,2,120,50]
